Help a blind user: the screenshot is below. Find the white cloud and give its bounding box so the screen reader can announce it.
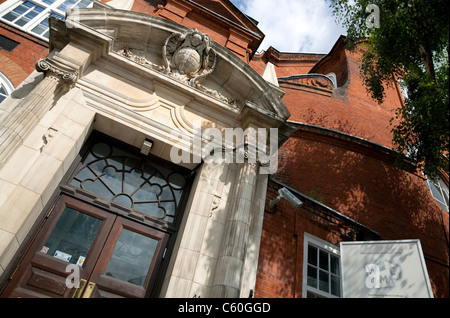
[230,0,346,54]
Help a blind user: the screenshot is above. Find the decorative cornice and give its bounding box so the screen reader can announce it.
[35,58,79,87]
[60,8,291,121]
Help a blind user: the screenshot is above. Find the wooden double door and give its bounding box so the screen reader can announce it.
[1,195,169,298]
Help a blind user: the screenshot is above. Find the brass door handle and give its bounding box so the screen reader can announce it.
[72,279,87,298]
[72,280,96,298]
[81,281,96,298]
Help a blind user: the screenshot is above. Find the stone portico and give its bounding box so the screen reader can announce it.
[0,6,293,298]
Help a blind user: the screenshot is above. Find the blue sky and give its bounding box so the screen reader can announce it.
[229,0,346,54]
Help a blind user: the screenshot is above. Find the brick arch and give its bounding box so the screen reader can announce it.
[0,54,29,88]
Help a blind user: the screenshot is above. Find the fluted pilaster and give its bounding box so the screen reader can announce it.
[0,58,78,169]
[211,161,259,297]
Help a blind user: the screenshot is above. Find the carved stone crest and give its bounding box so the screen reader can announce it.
[116,29,235,105]
[162,28,216,84]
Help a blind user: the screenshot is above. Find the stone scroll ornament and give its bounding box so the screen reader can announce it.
[35,58,78,88]
[162,28,217,85]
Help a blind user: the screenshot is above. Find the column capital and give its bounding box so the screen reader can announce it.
[35,58,78,88]
[235,144,271,169]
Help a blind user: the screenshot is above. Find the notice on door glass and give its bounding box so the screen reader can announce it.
[53,250,72,262]
[76,256,86,267]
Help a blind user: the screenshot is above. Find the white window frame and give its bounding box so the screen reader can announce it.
[0,0,91,41]
[0,72,15,104]
[302,233,341,298]
[425,176,449,213]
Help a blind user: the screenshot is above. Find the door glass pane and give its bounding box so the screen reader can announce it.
[41,207,103,266]
[104,229,158,286]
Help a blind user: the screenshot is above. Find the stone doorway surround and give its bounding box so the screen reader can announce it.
[0,4,294,298]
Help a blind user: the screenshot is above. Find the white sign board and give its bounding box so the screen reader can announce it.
[340,240,433,298]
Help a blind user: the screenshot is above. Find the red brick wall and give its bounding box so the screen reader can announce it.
[310,38,349,87]
[131,0,261,62]
[0,24,48,87]
[0,54,28,88]
[131,0,162,16]
[250,49,324,77]
[255,189,296,298]
[280,48,403,149]
[255,127,449,298]
[255,183,353,298]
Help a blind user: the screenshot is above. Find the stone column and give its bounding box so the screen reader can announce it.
[0,58,78,169]
[211,160,259,298]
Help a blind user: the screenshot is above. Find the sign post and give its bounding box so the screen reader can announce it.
[340,240,433,298]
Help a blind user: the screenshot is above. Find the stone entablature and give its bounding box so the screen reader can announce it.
[59,7,291,122]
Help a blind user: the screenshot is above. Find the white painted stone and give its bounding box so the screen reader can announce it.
[0,185,42,236]
[0,146,40,185]
[261,62,279,87]
[0,229,18,274]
